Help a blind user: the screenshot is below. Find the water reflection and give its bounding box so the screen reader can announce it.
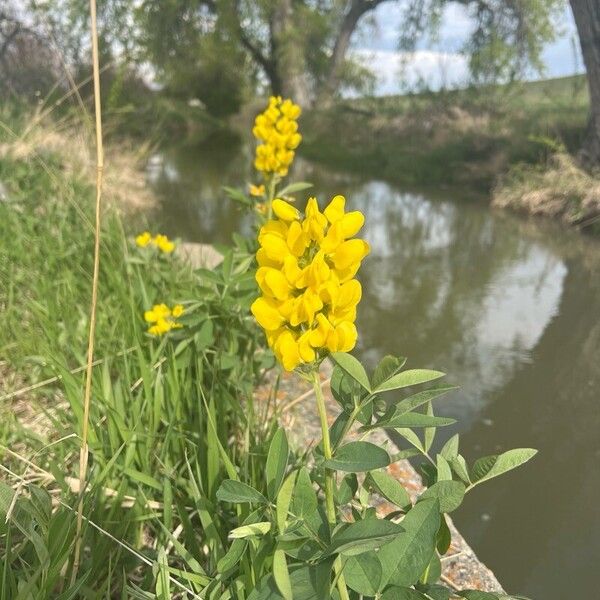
[148,142,600,599]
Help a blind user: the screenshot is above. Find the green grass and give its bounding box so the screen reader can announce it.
[0,115,280,597]
[301,75,589,193]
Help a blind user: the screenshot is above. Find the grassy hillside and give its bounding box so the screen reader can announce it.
[301,76,589,194]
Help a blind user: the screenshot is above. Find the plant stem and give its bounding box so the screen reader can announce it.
[310,369,350,600]
[70,0,104,585]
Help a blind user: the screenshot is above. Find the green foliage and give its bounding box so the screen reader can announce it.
[213,353,536,598]
[0,144,276,596]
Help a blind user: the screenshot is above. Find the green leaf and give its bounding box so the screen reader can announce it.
[372,355,407,388]
[273,549,293,600]
[217,538,247,574]
[266,428,289,500]
[324,441,390,472]
[365,470,411,509]
[378,499,441,590]
[436,514,452,554]
[337,473,358,505]
[228,522,272,539]
[248,562,333,600]
[390,386,458,417]
[343,551,382,595]
[469,449,537,488]
[325,518,403,556]
[456,592,503,600]
[417,584,452,600]
[123,468,162,490]
[436,454,453,481]
[440,434,459,461]
[374,369,445,393]
[223,186,251,206]
[381,587,430,599]
[420,481,466,513]
[331,352,371,392]
[276,471,297,533]
[278,181,313,196]
[216,480,268,505]
[450,455,471,485]
[291,468,318,519]
[365,413,456,430]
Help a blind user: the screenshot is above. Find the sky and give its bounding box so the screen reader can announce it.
[351,2,582,95]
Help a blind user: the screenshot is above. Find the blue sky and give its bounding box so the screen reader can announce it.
[351,3,581,94]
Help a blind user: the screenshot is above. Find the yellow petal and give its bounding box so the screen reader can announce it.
[337,279,362,309]
[136,231,152,247]
[172,304,185,317]
[264,269,292,300]
[272,199,300,222]
[335,321,357,352]
[286,220,308,257]
[341,211,365,238]
[320,221,343,254]
[332,239,370,271]
[251,297,285,331]
[260,233,289,260]
[323,195,346,224]
[298,332,316,362]
[275,331,302,371]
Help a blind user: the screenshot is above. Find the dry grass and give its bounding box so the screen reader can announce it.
[0,112,155,212]
[492,152,600,229]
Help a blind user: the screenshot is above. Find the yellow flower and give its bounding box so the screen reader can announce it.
[251,195,369,371]
[144,303,184,336]
[253,97,302,177]
[249,184,266,197]
[154,234,175,253]
[172,304,185,317]
[135,231,152,247]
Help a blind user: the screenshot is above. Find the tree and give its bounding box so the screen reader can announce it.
[25,0,563,108]
[569,0,600,167]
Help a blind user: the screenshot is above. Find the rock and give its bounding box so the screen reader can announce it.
[177,242,223,269]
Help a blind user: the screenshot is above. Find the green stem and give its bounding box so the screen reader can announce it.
[310,370,350,600]
[266,175,276,221]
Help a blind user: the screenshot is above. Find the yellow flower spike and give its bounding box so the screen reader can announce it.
[251,194,368,371]
[272,199,300,221]
[253,97,302,177]
[172,304,185,318]
[136,231,152,247]
[249,184,265,197]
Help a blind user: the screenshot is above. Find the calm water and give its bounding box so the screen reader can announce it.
[147,135,600,599]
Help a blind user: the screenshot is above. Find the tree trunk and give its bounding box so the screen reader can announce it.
[316,0,388,106]
[271,0,310,105]
[570,0,600,167]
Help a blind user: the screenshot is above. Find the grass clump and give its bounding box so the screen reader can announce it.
[301,75,589,193]
[0,116,278,597]
[493,151,600,232]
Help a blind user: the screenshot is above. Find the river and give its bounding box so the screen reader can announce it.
[146,133,600,600]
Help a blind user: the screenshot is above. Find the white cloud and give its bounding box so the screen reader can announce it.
[355,3,583,95]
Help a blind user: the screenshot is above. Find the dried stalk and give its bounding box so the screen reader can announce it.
[70,0,104,584]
